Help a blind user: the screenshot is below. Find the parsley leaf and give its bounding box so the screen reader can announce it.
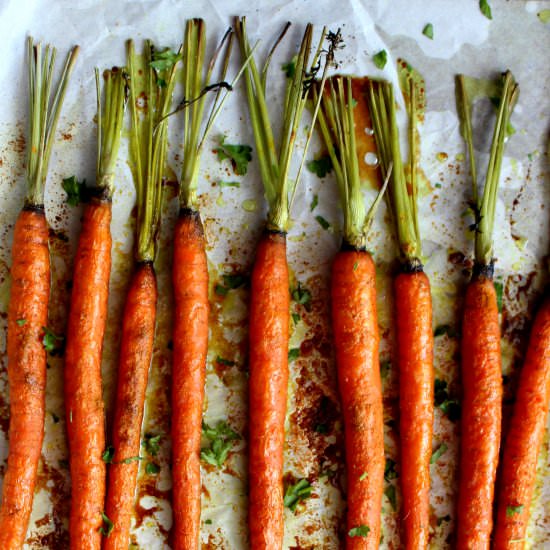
[307,154,333,178]
[216,137,252,175]
[102,446,115,464]
[283,478,312,512]
[494,281,504,312]
[506,504,524,517]
[384,484,397,510]
[16,319,26,326]
[204,518,213,525]
[121,456,142,464]
[422,23,434,39]
[310,194,319,211]
[315,215,331,230]
[216,356,236,367]
[200,421,240,468]
[291,312,301,325]
[143,434,162,456]
[42,326,63,352]
[215,273,247,297]
[479,0,492,20]
[373,50,387,69]
[430,443,448,464]
[146,462,160,475]
[62,176,87,206]
[348,525,370,537]
[99,512,114,537]
[150,48,181,71]
[282,56,297,78]
[291,283,312,311]
[288,348,300,362]
[384,458,398,481]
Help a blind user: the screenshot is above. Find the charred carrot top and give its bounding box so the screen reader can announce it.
[0,38,77,550]
[368,71,434,550]
[313,75,388,548]
[65,67,126,550]
[235,17,335,549]
[455,71,518,549]
[102,40,177,550]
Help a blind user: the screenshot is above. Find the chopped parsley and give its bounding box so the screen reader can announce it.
[99,511,114,537]
[143,434,162,456]
[288,348,300,362]
[479,0,492,20]
[307,154,333,178]
[215,136,252,175]
[102,446,115,464]
[145,462,160,475]
[434,379,461,421]
[216,273,248,297]
[359,471,368,481]
[16,319,26,326]
[348,525,370,537]
[120,456,142,464]
[506,504,524,517]
[291,312,301,325]
[430,443,448,464]
[291,283,312,311]
[384,458,398,481]
[494,281,504,312]
[283,478,312,512]
[373,50,388,69]
[200,420,240,468]
[62,175,87,206]
[282,56,297,78]
[422,23,434,39]
[384,484,397,510]
[310,194,319,211]
[315,215,331,230]
[204,518,213,525]
[42,326,63,352]
[216,356,236,367]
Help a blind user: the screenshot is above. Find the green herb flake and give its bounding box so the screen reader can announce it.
[430,443,448,464]
[310,194,319,211]
[216,356,236,367]
[348,525,370,538]
[434,325,456,337]
[201,421,240,468]
[144,434,162,456]
[435,379,461,422]
[62,175,87,206]
[204,518,213,525]
[353,261,359,271]
[283,478,312,512]
[215,136,253,176]
[102,446,115,464]
[307,154,333,178]
[215,284,229,297]
[506,504,524,517]
[538,10,550,23]
[494,281,504,312]
[16,319,27,326]
[315,215,331,230]
[479,0,492,20]
[373,50,388,70]
[218,180,241,188]
[359,471,368,481]
[149,48,181,72]
[99,511,114,537]
[291,312,301,325]
[222,273,247,290]
[384,458,398,481]
[288,348,300,362]
[282,56,297,79]
[146,462,160,475]
[42,326,63,352]
[384,484,397,510]
[121,456,142,464]
[291,283,312,311]
[422,23,434,39]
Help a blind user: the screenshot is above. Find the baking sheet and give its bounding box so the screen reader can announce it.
[0,0,548,548]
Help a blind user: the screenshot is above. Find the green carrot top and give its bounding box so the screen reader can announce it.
[127,40,179,263]
[456,71,519,268]
[367,74,422,267]
[26,37,79,207]
[234,17,337,233]
[95,67,127,198]
[313,76,388,250]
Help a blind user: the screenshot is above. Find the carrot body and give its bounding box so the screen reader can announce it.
[493,295,550,549]
[457,274,502,549]
[248,230,289,550]
[171,209,209,550]
[394,270,433,549]
[103,261,158,550]
[331,250,384,550]
[0,208,50,550]
[64,199,112,549]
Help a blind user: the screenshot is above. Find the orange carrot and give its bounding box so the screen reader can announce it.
[332,251,384,549]
[102,40,177,549]
[103,262,157,550]
[171,209,209,549]
[0,38,77,550]
[368,74,434,549]
[0,208,50,550]
[455,71,518,548]
[493,294,550,548]
[64,67,125,550]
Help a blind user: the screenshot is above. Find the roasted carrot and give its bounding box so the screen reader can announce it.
[368,73,434,549]
[65,68,126,550]
[102,41,178,549]
[235,18,333,548]
[312,75,387,548]
[169,21,239,548]
[0,38,77,550]
[493,294,550,548]
[455,71,518,548]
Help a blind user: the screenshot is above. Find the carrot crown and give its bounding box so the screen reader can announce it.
[456,71,519,266]
[368,79,422,265]
[26,37,79,207]
[95,67,127,199]
[313,76,388,249]
[127,40,179,263]
[234,18,334,233]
